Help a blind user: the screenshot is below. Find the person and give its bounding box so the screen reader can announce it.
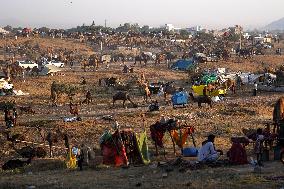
[85,91,92,104]
[81,77,87,85]
[12,108,17,126]
[254,128,264,166]
[7,115,14,129]
[247,73,251,84]
[198,134,223,162]
[75,146,84,171]
[122,65,129,73]
[253,82,257,96]
[149,100,159,112]
[236,74,242,90]
[160,115,168,125]
[4,108,9,128]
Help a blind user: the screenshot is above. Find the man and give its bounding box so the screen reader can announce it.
[253,82,257,96]
[198,134,223,162]
[12,108,17,126]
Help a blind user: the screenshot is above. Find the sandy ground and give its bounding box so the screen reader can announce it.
[0,37,284,189]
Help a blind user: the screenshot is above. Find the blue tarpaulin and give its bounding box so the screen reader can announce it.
[171,59,194,71]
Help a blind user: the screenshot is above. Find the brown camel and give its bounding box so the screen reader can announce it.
[220,78,236,94]
[189,93,212,108]
[112,91,137,108]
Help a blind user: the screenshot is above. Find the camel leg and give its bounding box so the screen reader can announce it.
[49,144,52,157]
[169,131,176,156]
[127,97,136,107]
[198,102,201,108]
[112,99,115,107]
[123,100,126,108]
[155,141,159,156]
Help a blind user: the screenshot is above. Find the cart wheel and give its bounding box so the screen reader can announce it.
[281,151,284,164]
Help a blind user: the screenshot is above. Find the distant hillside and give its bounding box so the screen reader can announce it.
[264,17,284,31]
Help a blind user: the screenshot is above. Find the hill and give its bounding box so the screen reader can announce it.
[264,17,284,31]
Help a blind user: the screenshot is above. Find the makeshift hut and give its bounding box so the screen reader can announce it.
[171,59,194,71]
[100,129,150,166]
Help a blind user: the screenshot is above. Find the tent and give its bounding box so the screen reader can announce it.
[39,65,62,76]
[171,59,194,71]
[100,129,150,166]
[200,73,217,84]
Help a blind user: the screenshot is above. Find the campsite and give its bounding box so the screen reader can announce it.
[0,14,284,189]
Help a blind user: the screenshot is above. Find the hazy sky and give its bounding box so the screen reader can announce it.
[0,0,283,29]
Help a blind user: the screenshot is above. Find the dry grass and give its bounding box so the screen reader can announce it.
[0,38,284,188]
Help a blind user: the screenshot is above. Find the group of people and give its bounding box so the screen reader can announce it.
[4,108,17,128]
[198,127,270,166]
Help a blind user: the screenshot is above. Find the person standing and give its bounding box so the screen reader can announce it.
[12,108,17,126]
[254,128,264,166]
[4,108,9,128]
[253,82,257,96]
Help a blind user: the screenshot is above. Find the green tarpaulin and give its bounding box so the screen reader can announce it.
[135,131,150,165]
[200,74,217,85]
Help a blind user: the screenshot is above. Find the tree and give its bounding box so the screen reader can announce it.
[180,29,190,39]
[3,25,12,32]
[141,25,150,33]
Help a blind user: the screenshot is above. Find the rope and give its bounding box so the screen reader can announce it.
[15,139,68,150]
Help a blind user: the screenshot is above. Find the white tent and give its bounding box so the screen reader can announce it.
[39,64,62,76]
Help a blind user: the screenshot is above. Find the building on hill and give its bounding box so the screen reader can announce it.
[0,28,9,35]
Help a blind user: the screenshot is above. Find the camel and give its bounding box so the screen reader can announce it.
[2,157,32,170]
[13,146,46,158]
[45,130,69,157]
[155,53,166,65]
[189,93,212,108]
[220,78,237,94]
[273,97,284,134]
[3,131,25,144]
[160,82,177,102]
[50,81,82,106]
[82,91,92,104]
[69,102,79,116]
[112,91,137,108]
[19,106,35,114]
[139,82,151,103]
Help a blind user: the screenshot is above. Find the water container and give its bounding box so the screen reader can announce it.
[182,147,198,157]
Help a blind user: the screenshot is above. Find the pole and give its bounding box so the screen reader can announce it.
[105,19,107,28]
[239,32,242,50]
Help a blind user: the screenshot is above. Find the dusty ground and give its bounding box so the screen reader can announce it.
[0,37,284,189]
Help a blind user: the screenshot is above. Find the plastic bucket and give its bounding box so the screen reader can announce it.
[182,147,198,157]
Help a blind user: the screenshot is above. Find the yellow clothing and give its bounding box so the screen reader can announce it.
[66,148,77,169]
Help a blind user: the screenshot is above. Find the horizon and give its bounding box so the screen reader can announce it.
[0,0,283,30]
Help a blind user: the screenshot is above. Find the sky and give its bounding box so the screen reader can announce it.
[0,0,283,29]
